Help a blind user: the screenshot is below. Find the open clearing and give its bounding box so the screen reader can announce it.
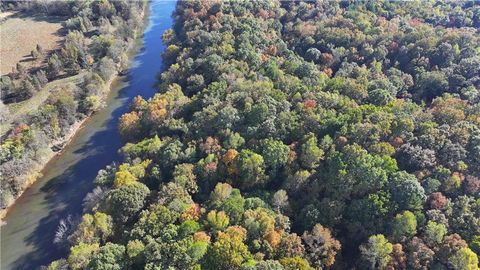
[0,12,63,75]
[0,11,14,20]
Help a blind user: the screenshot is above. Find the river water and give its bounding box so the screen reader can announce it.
[0,1,175,269]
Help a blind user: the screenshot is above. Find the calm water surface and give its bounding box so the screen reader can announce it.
[0,1,175,269]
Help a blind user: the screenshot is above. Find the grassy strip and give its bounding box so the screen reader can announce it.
[1,72,85,136]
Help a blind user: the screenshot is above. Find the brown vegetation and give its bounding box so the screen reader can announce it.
[0,12,62,75]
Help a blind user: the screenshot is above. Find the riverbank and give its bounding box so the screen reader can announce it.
[1,2,174,268]
[0,76,117,221]
[0,4,149,221]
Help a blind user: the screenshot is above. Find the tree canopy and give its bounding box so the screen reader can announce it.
[49,0,480,269]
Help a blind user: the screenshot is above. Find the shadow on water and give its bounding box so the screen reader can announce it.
[1,1,176,269]
[11,112,124,269]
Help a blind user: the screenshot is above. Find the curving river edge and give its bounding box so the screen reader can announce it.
[0,1,176,269]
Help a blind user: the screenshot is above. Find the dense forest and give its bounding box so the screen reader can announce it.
[0,0,147,211]
[46,0,479,269]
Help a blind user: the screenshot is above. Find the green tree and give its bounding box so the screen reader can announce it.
[68,243,100,270]
[178,220,201,238]
[71,212,113,245]
[253,260,285,270]
[86,243,127,270]
[449,247,479,270]
[45,259,69,270]
[209,184,245,224]
[424,221,447,247]
[359,234,393,270]
[261,138,290,170]
[242,207,275,239]
[202,226,252,270]
[369,88,394,106]
[391,211,417,242]
[206,210,230,231]
[127,240,145,267]
[299,133,324,169]
[345,191,393,241]
[471,235,480,255]
[20,79,35,99]
[414,71,449,101]
[326,144,394,199]
[131,204,178,239]
[47,53,63,79]
[143,236,200,269]
[81,95,103,114]
[279,256,313,270]
[173,163,198,194]
[105,182,150,223]
[234,149,267,189]
[389,171,426,211]
[449,196,480,241]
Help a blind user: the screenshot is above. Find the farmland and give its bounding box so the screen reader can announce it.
[0,12,63,75]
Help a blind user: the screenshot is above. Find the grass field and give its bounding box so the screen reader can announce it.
[0,11,63,75]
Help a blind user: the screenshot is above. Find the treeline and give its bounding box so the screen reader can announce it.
[49,1,479,270]
[0,0,147,211]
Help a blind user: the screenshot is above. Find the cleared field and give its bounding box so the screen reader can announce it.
[0,12,63,75]
[0,11,14,20]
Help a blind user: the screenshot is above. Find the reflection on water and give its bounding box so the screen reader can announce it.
[0,1,175,269]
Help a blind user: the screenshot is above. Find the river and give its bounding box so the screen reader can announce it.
[0,1,175,269]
